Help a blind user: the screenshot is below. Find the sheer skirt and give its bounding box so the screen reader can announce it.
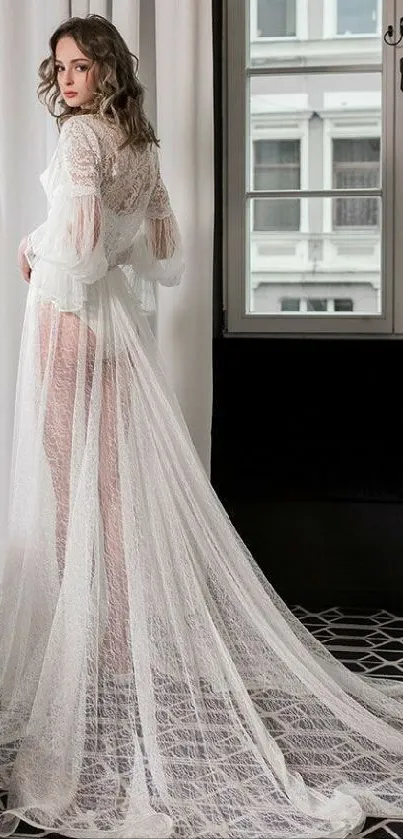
[1,281,403,838]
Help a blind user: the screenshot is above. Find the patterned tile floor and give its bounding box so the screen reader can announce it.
[293,606,403,838]
[1,606,403,838]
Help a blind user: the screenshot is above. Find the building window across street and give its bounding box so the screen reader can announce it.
[332,138,380,228]
[280,298,355,313]
[336,0,379,37]
[253,139,301,231]
[256,0,296,38]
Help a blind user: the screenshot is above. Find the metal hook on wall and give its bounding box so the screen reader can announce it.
[384,16,403,46]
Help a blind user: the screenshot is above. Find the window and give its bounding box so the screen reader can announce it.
[337,0,378,36]
[254,140,300,231]
[307,299,327,312]
[334,299,354,311]
[226,0,399,335]
[281,298,301,311]
[280,298,355,312]
[332,138,380,227]
[256,0,296,38]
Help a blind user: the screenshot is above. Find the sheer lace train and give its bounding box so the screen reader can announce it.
[1,287,403,838]
[2,113,403,838]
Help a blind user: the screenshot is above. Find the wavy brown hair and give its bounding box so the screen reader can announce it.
[37,14,159,151]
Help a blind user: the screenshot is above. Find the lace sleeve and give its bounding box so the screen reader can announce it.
[122,147,185,297]
[24,117,108,312]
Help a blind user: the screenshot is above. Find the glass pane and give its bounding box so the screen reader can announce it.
[247,197,381,315]
[247,70,382,317]
[337,0,378,36]
[255,139,300,165]
[334,298,354,311]
[307,298,327,311]
[333,195,380,227]
[257,0,296,37]
[333,138,380,164]
[281,297,300,311]
[248,75,381,199]
[249,0,382,68]
[254,139,301,193]
[254,198,300,231]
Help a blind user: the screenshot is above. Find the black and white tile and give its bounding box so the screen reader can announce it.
[2,607,403,838]
[294,606,403,838]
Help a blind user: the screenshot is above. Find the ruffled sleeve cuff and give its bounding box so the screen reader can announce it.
[127,219,185,287]
[116,215,185,315]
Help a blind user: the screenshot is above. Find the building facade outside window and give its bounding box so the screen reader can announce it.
[226,0,398,334]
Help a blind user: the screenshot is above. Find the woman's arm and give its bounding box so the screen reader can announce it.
[20,117,108,310]
[119,147,185,292]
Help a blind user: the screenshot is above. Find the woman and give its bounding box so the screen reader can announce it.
[1,13,403,839]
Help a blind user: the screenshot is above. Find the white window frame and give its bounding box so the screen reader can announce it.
[224,0,398,336]
[323,0,383,40]
[250,0,308,42]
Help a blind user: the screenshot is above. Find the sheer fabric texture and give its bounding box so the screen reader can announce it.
[1,114,403,839]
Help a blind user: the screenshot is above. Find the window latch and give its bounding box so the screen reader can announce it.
[384,16,403,46]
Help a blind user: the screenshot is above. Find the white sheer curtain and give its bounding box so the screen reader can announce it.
[0,0,214,542]
[0,0,68,541]
[153,0,214,475]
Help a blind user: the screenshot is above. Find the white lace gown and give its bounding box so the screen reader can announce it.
[1,114,403,839]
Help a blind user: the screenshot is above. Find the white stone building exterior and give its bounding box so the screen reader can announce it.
[249,0,382,315]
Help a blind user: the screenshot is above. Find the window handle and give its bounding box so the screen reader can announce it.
[384,16,403,45]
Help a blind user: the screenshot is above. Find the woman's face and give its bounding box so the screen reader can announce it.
[55,36,99,109]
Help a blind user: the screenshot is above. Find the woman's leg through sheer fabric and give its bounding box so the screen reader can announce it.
[98,354,132,676]
[38,302,132,677]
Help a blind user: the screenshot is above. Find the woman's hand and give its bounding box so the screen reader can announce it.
[17,237,32,283]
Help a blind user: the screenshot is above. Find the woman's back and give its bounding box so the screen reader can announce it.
[42,114,171,261]
[84,114,157,215]
[27,113,184,320]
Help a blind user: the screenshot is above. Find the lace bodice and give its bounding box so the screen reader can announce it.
[24,114,185,314]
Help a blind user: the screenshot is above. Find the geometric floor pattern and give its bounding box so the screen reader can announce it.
[2,606,403,838]
[293,606,403,838]
[293,606,403,682]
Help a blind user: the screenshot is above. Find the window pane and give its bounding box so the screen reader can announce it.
[257,0,296,38]
[333,196,379,227]
[249,74,381,199]
[249,0,382,68]
[254,198,300,230]
[281,297,300,311]
[255,139,300,165]
[337,0,378,36]
[333,138,380,164]
[332,138,380,227]
[248,197,381,315]
[334,298,354,311]
[247,73,382,318]
[307,298,327,311]
[254,139,300,190]
[255,168,300,190]
[253,139,300,230]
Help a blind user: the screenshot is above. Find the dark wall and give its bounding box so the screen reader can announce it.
[210,2,403,611]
